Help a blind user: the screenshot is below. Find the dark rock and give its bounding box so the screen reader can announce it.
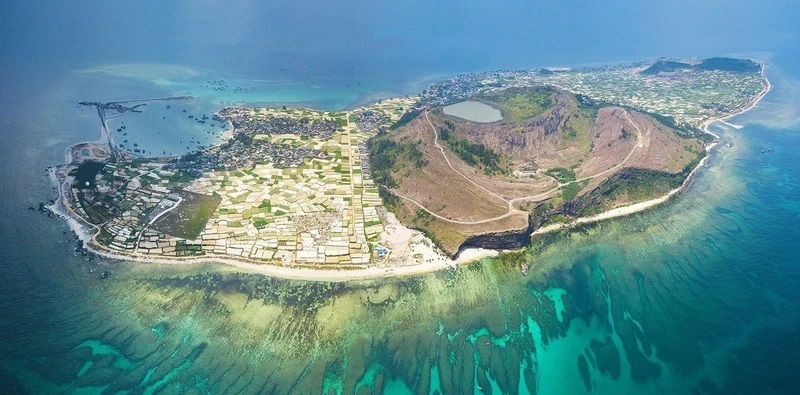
[459,218,535,256]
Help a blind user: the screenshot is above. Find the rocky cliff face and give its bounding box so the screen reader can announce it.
[376,84,707,259]
[523,92,570,136]
[455,165,698,256]
[439,88,599,170]
[564,165,694,218]
[458,217,535,256]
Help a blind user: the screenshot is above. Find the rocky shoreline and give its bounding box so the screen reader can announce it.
[452,72,772,257]
[44,69,771,281]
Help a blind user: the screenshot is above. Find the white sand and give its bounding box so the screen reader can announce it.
[48,73,772,281]
[532,71,772,237]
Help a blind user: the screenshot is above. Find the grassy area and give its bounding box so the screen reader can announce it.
[438,124,504,175]
[367,137,428,189]
[560,181,582,202]
[69,161,106,188]
[396,201,466,256]
[253,218,269,229]
[545,167,576,183]
[175,240,204,256]
[76,192,115,224]
[563,107,597,142]
[569,155,701,217]
[478,87,553,122]
[152,191,222,239]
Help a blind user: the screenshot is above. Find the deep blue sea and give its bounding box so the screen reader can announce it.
[2,2,800,394]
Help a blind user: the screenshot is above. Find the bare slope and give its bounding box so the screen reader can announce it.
[370,86,705,256]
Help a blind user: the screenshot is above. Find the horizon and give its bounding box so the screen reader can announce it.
[2,1,799,83]
[1,2,800,394]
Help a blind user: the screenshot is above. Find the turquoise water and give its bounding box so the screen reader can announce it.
[60,64,431,157]
[0,60,799,394]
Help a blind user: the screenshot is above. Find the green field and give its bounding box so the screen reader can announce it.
[545,167,577,183]
[152,191,222,240]
[478,87,553,122]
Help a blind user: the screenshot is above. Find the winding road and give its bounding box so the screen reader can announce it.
[392,109,644,225]
[133,196,184,252]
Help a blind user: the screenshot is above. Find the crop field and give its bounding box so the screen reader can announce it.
[152,190,221,240]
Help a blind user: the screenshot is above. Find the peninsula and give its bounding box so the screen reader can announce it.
[48,57,770,280]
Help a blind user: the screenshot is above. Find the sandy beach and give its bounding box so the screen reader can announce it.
[533,69,772,237]
[48,71,772,282]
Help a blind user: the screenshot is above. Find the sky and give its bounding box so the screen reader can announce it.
[1,0,799,80]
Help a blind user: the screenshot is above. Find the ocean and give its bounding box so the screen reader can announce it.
[2,1,800,394]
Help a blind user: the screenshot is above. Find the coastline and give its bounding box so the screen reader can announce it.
[532,69,772,237]
[46,167,478,282]
[47,70,772,282]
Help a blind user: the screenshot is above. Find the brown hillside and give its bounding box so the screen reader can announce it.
[370,86,705,256]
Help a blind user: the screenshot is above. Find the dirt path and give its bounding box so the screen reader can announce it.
[394,109,644,225]
[133,196,183,253]
[425,111,509,203]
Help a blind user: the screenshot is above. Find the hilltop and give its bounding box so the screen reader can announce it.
[642,57,761,75]
[640,60,693,75]
[48,57,769,278]
[370,86,708,256]
[696,57,761,72]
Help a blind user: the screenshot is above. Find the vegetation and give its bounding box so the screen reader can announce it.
[569,151,703,217]
[478,87,553,122]
[575,94,601,110]
[378,187,399,210]
[405,144,427,168]
[253,218,268,229]
[640,58,759,76]
[641,111,713,143]
[560,181,582,202]
[696,57,760,73]
[175,240,203,256]
[640,60,693,75]
[438,127,504,174]
[368,139,400,188]
[78,195,113,224]
[233,132,254,146]
[152,191,222,239]
[413,208,433,226]
[367,135,428,210]
[69,160,106,188]
[390,109,422,130]
[368,138,427,189]
[562,107,597,143]
[544,167,576,183]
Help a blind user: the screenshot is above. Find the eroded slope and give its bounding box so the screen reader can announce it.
[371,86,706,255]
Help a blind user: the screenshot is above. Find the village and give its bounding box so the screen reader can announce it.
[65,96,431,267]
[418,59,766,127]
[61,58,766,270]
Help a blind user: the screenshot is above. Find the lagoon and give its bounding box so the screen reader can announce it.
[442,100,503,122]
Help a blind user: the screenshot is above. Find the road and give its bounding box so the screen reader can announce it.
[133,197,183,252]
[393,109,644,225]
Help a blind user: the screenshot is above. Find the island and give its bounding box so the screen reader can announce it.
[47,57,770,280]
